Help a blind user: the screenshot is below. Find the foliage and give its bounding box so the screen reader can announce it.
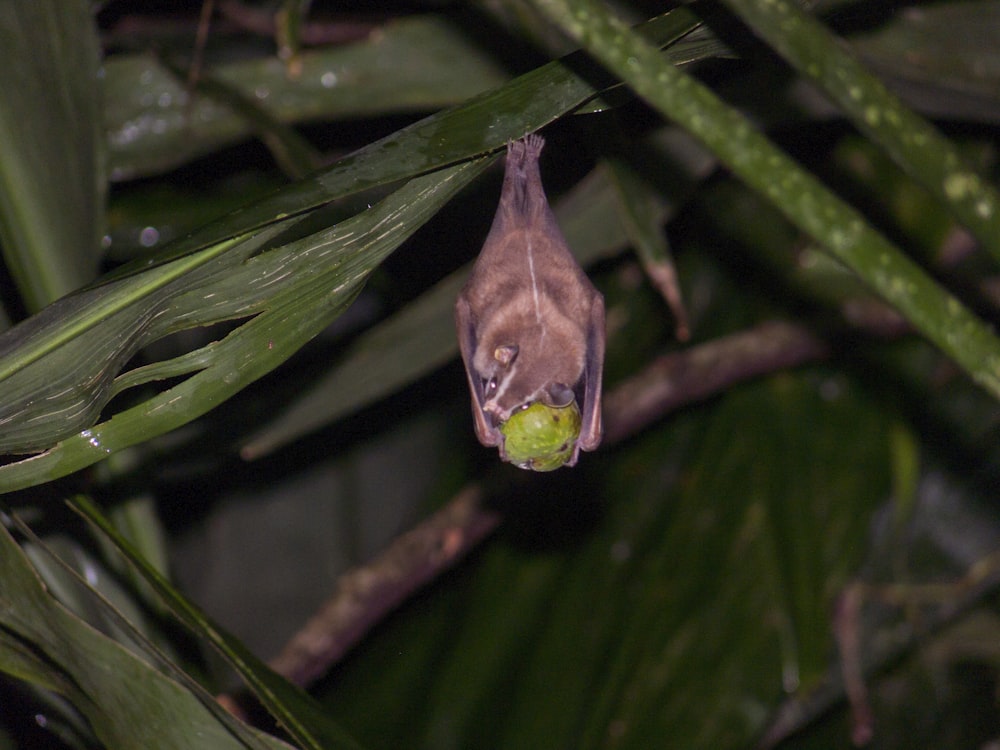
[1,1,1000,748]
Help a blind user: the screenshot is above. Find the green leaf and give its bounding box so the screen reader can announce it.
[850,0,1000,123]
[6,5,998,749]
[0,5,715,482]
[0,158,491,492]
[176,62,323,180]
[719,0,1000,263]
[69,496,364,750]
[104,6,710,277]
[604,156,689,340]
[0,517,300,750]
[529,0,1000,404]
[104,17,511,181]
[0,228,278,454]
[0,1,105,310]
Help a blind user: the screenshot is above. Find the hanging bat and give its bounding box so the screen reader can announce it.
[455,134,605,470]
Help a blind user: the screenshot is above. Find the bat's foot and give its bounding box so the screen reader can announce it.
[509,133,545,163]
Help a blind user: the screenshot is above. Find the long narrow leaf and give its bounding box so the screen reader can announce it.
[103,6,710,277]
[0,159,490,492]
[0,517,299,750]
[530,0,1000,402]
[68,496,364,750]
[0,5,710,479]
[720,0,1000,262]
[0,231,279,453]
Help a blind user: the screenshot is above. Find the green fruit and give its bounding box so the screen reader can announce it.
[500,400,582,471]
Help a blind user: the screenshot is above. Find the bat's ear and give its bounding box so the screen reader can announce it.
[544,382,575,407]
[494,344,519,366]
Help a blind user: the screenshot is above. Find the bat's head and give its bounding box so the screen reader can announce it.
[475,334,581,428]
[473,337,585,470]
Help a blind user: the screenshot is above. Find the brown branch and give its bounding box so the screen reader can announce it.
[267,485,499,688]
[106,4,376,48]
[833,584,876,746]
[604,319,829,443]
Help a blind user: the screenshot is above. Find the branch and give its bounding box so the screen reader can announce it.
[604,320,828,443]
[267,484,498,688]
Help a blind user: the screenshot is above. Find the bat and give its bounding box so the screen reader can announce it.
[455,134,605,469]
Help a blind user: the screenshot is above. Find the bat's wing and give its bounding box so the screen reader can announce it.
[455,296,503,448]
[577,294,605,453]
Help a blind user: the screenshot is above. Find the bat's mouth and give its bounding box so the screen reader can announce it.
[483,402,509,427]
[485,399,533,427]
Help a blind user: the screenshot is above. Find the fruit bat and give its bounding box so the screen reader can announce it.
[455,134,605,468]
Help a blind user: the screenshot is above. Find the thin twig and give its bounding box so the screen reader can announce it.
[187,0,215,90]
[217,0,376,46]
[829,547,1000,746]
[833,584,875,746]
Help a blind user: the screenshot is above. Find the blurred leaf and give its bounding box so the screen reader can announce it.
[0,158,490,492]
[851,0,1000,124]
[104,173,287,264]
[762,465,1000,747]
[104,8,736,183]
[70,496,364,750]
[105,16,511,181]
[274,0,311,72]
[0,1,105,310]
[604,156,689,340]
[0,517,301,750]
[181,63,323,179]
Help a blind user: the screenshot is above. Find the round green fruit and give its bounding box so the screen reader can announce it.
[500,400,582,471]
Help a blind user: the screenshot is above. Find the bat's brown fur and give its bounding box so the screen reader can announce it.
[455,135,605,466]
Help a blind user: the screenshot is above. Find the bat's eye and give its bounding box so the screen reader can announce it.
[485,377,498,397]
